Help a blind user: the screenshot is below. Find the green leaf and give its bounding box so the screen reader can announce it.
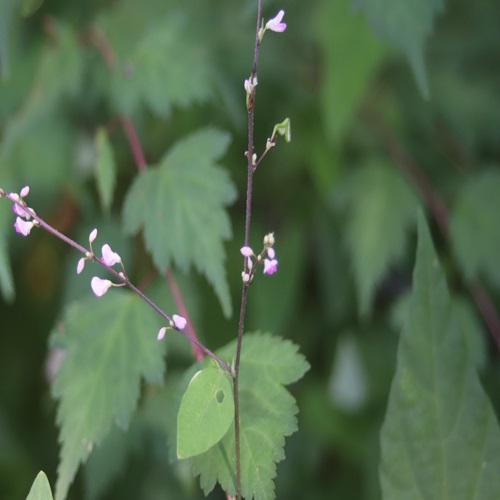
[352,0,444,99]
[189,333,310,499]
[379,213,500,499]
[52,293,166,500]
[2,21,82,157]
[315,0,387,141]
[177,365,234,459]
[26,471,53,500]
[123,128,236,317]
[0,195,14,302]
[95,128,117,213]
[333,162,419,317]
[98,1,213,117]
[450,169,500,289]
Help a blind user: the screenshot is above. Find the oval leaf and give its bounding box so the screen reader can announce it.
[177,365,234,459]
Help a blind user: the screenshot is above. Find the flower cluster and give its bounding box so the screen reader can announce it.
[240,232,278,284]
[157,314,188,340]
[8,186,39,236]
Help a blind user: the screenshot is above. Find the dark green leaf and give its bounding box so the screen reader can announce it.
[52,293,166,500]
[334,161,419,317]
[95,128,117,213]
[352,0,444,98]
[450,169,500,289]
[379,213,500,499]
[316,0,387,141]
[123,128,236,317]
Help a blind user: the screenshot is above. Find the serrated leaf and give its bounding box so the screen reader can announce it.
[334,162,419,317]
[177,366,234,459]
[189,333,310,500]
[379,213,500,499]
[450,169,500,289]
[95,128,116,213]
[123,128,236,317]
[352,0,444,98]
[98,2,213,117]
[316,0,387,141]
[52,293,166,500]
[26,471,53,500]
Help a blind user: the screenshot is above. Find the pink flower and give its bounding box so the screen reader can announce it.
[157,327,167,341]
[172,314,187,330]
[77,258,86,274]
[267,247,275,259]
[20,186,30,198]
[101,244,121,266]
[91,277,113,297]
[263,258,278,275]
[240,246,253,257]
[266,10,286,32]
[13,203,30,218]
[89,229,98,243]
[14,217,34,236]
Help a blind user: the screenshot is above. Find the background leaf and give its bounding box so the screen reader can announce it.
[379,213,500,499]
[315,0,387,141]
[26,471,53,500]
[51,293,166,500]
[450,169,500,289]
[95,128,117,213]
[123,128,236,318]
[333,161,419,317]
[352,0,444,98]
[98,0,213,118]
[189,333,310,499]
[177,365,234,459]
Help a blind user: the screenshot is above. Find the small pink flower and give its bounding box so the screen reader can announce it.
[20,186,30,198]
[267,247,275,259]
[263,258,278,275]
[266,10,286,32]
[172,314,187,330]
[14,217,34,236]
[101,244,121,266]
[240,246,253,257]
[157,327,168,341]
[91,277,113,297]
[77,258,86,274]
[242,273,250,283]
[13,203,29,218]
[89,229,98,243]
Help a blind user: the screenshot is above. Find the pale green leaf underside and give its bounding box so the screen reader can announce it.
[379,213,500,499]
[450,169,500,289]
[52,293,166,500]
[352,0,444,98]
[123,128,236,317]
[177,366,234,459]
[26,471,54,500]
[336,162,419,317]
[95,127,117,213]
[190,333,310,500]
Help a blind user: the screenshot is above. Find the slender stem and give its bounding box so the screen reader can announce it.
[120,116,147,171]
[233,2,263,498]
[1,191,232,372]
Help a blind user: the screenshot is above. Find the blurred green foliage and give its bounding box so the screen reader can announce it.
[1,0,500,498]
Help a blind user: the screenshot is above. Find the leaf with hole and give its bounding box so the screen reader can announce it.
[177,365,234,459]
